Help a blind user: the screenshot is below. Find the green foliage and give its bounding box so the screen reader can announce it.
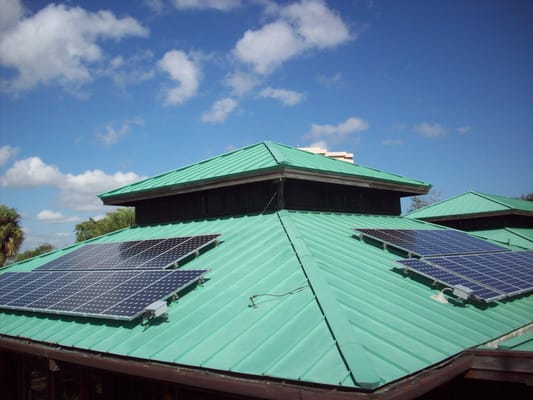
[407,190,442,213]
[16,243,54,262]
[75,208,135,242]
[0,204,24,266]
[521,193,533,202]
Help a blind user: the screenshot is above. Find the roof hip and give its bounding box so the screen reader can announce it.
[276,210,383,390]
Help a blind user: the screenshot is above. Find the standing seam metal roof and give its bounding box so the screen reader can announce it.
[406,191,533,219]
[99,142,430,201]
[1,211,532,390]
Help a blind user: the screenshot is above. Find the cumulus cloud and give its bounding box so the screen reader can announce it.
[0,145,19,167]
[413,122,447,138]
[158,50,201,105]
[96,117,144,145]
[0,3,148,93]
[1,157,143,211]
[99,51,155,87]
[201,98,237,124]
[36,210,80,224]
[171,0,241,11]
[233,0,351,74]
[308,117,369,143]
[0,0,24,31]
[259,87,305,106]
[224,71,261,95]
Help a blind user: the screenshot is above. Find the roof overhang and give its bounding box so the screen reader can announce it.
[101,167,429,206]
[2,334,531,400]
[415,210,533,222]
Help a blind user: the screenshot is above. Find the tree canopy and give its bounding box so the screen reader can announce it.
[16,243,54,262]
[0,204,24,266]
[406,190,442,213]
[75,208,135,242]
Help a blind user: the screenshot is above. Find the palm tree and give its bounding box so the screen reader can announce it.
[0,205,24,266]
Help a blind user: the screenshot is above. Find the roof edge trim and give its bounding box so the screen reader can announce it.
[102,167,428,205]
[277,210,383,389]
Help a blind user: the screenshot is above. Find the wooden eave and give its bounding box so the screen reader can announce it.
[101,166,429,206]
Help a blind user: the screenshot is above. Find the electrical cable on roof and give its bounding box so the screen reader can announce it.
[249,284,309,308]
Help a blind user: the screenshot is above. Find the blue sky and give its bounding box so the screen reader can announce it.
[0,0,532,251]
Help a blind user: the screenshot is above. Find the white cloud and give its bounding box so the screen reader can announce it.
[224,71,261,95]
[234,20,303,74]
[309,140,327,149]
[308,117,369,142]
[457,125,472,134]
[0,3,148,93]
[1,157,62,187]
[171,0,242,11]
[1,156,143,211]
[413,122,448,138]
[201,98,237,124]
[158,50,201,105]
[281,0,351,48]
[315,72,342,87]
[382,139,404,146]
[0,145,19,167]
[233,0,351,74]
[99,50,155,87]
[0,0,24,31]
[96,117,144,145]
[36,210,80,224]
[259,87,305,106]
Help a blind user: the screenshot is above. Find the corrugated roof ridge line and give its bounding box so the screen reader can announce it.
[404,191,466,217]
[472,191,514,211]
[276,210,382,390]
[262,141,288,165]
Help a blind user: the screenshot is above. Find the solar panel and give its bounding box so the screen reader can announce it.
[0,269,208,321]
[356,229,508,257]
[397,250,533,302]
[397,258,504,302]
[36,234,220,271]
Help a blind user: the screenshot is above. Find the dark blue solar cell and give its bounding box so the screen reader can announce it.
[104,269,207,317]
[34,234,219,271]
[426,251,533,299]
[357,229,508,257]
[397,258,503,301]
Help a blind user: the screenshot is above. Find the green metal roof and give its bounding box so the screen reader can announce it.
[497,331,533,351]
[407,191,533,220]
[100,141,430,202]
[1,211,531,390]
[471,228,533,250]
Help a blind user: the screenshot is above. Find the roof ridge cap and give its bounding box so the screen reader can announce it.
[263,141,288,165]
[276,210,382,389]
[473,192,514,210]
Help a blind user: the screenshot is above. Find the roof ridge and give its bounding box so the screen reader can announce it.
[472,192,514,210]
[262,141,288,165]
[276,210,382,389]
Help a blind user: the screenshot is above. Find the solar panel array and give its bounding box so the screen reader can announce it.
[356,229,508,257]
[354,228,533,303]
[0,234,220,321]
[36,234,219,271]
[0,269,207,320]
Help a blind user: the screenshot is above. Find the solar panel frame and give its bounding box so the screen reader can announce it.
[0,269,208,321]
[397,258,504,302]
[356,228,509,257]
[34,234,220,271]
